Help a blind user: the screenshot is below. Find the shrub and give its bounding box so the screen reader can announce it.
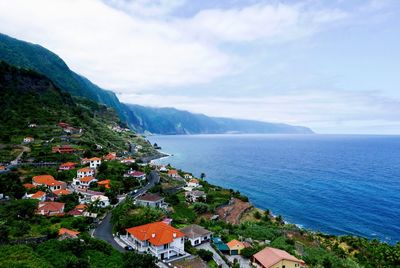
[198,249,213,262]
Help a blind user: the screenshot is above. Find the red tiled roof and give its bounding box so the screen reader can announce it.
[79,176,96,183]
[60,162,76,167]
[31,191,46,199]
[189,179,199,184]
[97,180,110,189]
[32,175,64,187]
[78,167,93,173]
[253,247,305,268]
[37,202,65,214]
[24,183,36,189]
[89,157,101,161]
[53,189,71,196]
[75,204,87,211]
[227,239,245,250]
[59,228,80,237]
[126,222,184,246]
[168,170,178,175]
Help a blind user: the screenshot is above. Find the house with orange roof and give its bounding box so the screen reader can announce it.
[227,239,246,255]
[124,222,186,260]
[59,162,76,170]
[36,201,65,216]
[104,152,117,161]
[77,167,94,178]
[73,176,97,189]
[97,179,111,189]
[53,189,71,196]
[120,157,135,164]
[23,136,34,143]
[81,158,90,165]
[23,183,35,189]
[252,247,306,268]
[89,157,102,169]
[187,178,200,188]
[0,165,5,171]
[52,145,75,154]
[58,228,80,240]
[32,175,66,191]
[25,190,46,202]
[168,169,179,178]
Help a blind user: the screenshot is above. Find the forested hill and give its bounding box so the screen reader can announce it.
[0,33,313,135]
[0,33,127,121]
[126,104,314,134]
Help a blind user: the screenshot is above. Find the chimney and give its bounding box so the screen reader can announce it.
[173,233,176,238]
[152,233,156,238]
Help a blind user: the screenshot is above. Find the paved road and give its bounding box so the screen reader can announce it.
[93,213,125,252]
[197,243,229,268]
[93,170,160,251]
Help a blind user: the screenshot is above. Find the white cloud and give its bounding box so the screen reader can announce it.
[0,0,350,93]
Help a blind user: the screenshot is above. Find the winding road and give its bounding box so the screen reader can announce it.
[93,170,160,251]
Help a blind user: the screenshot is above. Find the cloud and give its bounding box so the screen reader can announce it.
[0,0,350,93]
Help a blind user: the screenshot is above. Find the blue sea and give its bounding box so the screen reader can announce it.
[148,134,400,243]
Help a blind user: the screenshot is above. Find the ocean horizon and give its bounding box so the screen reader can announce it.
[148,134,400,244]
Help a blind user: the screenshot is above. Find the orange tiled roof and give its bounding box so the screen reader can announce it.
[89,157,101,161]
[24,183,36,189]
[59,228,80,237]
[37,201,65,214]
[31,191,46,199]
[227,239,245,250]
[168,170,178,174]
[60,162,76,167]
[253,247,305,268]
[126,222,185,246]
[75,204,87,211]
[189,179,199,183]
[53,189,71,196]
[78,167,93,173]
[0,166,5,170]
[79,176,96,183]
[32,175,63,186]
[97,180,110,188]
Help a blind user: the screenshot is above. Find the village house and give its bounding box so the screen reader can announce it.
[180,224,212,247]
[81,158,90,165]
[187,178,200,188]
[68,204,87,217]
[89,157,102,169]
[135,193,166,209]
[97,179,111,189]
[77,167,95,178]
[168,170,179,178]
[23,136,34,143]
[73,176,97,189]
[252,247,306,268]
[58,228,80,240]
[53,189,71,197]
[124,222,186,260]
[124,169,146,180]
[90,195,110,207]
[184,174,193,179]
[227,239,246,255]
[36,201,65,216]
[25,190,46,202]
[52,145,75,154]
[28,123,37,128]
[120,157,135,164]
[185,190,206,203]
[23,183,35,190]
[59,162,76,170]
[104,152,117,161]
[32,175,66,191]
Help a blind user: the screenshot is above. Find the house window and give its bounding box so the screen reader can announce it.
[163,244,169,249]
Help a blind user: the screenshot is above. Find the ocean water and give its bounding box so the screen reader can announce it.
[148,134,400,243]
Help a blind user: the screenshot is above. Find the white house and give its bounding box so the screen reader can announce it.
[23,136,34,143]
[77,167,95,178]
[180,224,213,247]
[90,195,110,207]
[89,157,102,169]
[135,193,166,209]
[187,179,200,188]
[32,175,67,191]
[124,222,186,260]
[124,169,146,180]
[25,190,47,202]
[185,190,206,203]
[73,176,97,189]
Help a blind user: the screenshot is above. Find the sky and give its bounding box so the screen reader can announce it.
[0,0,399,134]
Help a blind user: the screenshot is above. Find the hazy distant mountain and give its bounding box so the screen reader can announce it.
[0,33,313,135]
[125,104,313,134]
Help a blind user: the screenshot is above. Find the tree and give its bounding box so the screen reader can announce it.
[197,249,213,262]
[123,252,156,268]
[200,173,206,179]
[254,211,261,219]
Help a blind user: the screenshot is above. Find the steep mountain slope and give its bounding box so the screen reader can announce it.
[126,104,313,134]
[0,33,127,121]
